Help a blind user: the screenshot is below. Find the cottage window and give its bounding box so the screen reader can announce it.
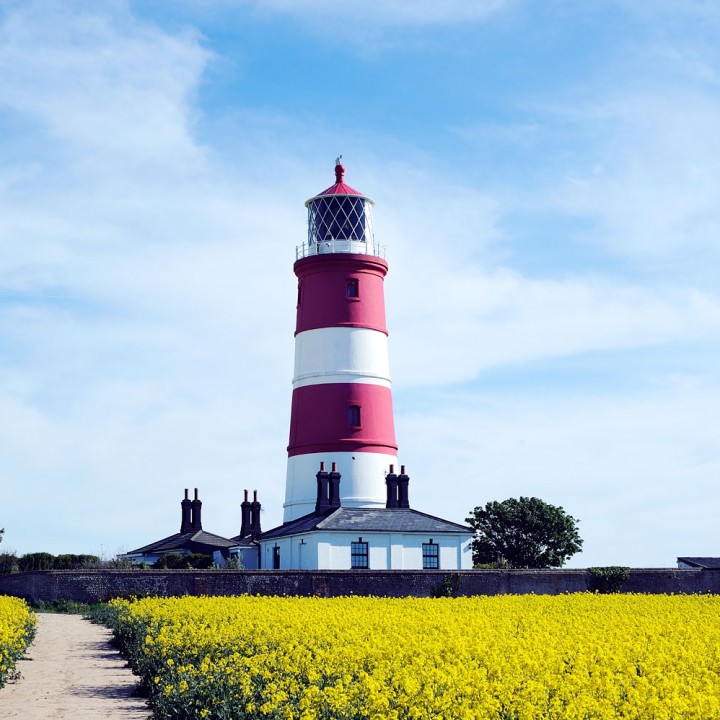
[272,545,281,570]
[423,541,439,569]
[351,540,369,569]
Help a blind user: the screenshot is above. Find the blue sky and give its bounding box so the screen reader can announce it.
[1,0,718,567]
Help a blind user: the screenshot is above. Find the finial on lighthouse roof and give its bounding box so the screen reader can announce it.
[335,154,344,183]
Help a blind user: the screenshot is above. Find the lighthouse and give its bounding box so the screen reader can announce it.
[283,157,398,521]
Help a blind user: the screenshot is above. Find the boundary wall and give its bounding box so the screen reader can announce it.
[1,569,720,603]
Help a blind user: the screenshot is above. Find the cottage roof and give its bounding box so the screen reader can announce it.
[126,529,236,556]
[260,507,472,540]
[677,557,720,569]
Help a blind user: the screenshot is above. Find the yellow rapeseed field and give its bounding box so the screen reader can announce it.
[108,594,720,719]
[0,595,36,688]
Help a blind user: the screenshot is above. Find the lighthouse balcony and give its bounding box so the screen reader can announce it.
[296,238,386,260]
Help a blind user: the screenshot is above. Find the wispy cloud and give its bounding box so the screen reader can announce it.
[548,92,720,266]
[190,0,514,28]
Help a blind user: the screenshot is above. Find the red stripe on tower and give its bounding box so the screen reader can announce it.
[284,158,399,520]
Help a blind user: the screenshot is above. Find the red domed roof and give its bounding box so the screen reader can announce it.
[318,161,362,196]
[305,157,374,206]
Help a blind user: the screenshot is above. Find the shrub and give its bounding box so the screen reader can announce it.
[31,599,90,614]
[154,552,213,569]
[102,556,135,569]
[18,552,55,572]
[588,566,631,594]
[0,552,18,575]
[53,554,101,570]
[225,555,245,570]
[432,573,462,598]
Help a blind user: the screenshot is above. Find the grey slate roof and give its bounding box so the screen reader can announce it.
[677,557,720,569]
[127,529,236,555]
[260,507,473,540]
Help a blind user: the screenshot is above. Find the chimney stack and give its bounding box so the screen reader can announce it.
[315,462,330,514]
[397,465,410,509]
[240,489,251,538]
[385,465,399,508]
[250,490,262,538]
[190,487,202,531]
[328,462,341,508]
[180,489,192,533]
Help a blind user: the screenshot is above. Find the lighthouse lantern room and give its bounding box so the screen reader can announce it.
[298,155,381,259]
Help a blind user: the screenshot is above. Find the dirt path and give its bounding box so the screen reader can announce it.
[0,612,150,719]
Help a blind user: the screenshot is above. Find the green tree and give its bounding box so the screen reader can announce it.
[466,497,583,568]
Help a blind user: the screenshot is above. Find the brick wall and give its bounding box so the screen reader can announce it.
[1,568,719,603]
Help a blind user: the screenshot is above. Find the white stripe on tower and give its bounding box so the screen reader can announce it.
[283,159,398,521]
[293,327,391,389]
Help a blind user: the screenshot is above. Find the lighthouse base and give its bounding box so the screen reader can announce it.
[284,451,397,522]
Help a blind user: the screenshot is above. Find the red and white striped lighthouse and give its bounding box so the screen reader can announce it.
[284,157,398,521]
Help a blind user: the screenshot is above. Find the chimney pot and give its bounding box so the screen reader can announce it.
[315,466,330,513]
[398,469,410,509]
[190,489,202,530]
[180,489,193,533]
[385,468,399,508]
[328,465,341,508]
[240,489,252,538]
[250,492,262,538]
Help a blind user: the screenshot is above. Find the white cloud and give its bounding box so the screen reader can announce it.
[549,93,720,264]
[0,2,208,165]
[362,162,720,387]
[391,269,720,386]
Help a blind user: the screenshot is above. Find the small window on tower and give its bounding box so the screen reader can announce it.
[346,278,359,298]
[348,405,361,428]
[297,283,302,307]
